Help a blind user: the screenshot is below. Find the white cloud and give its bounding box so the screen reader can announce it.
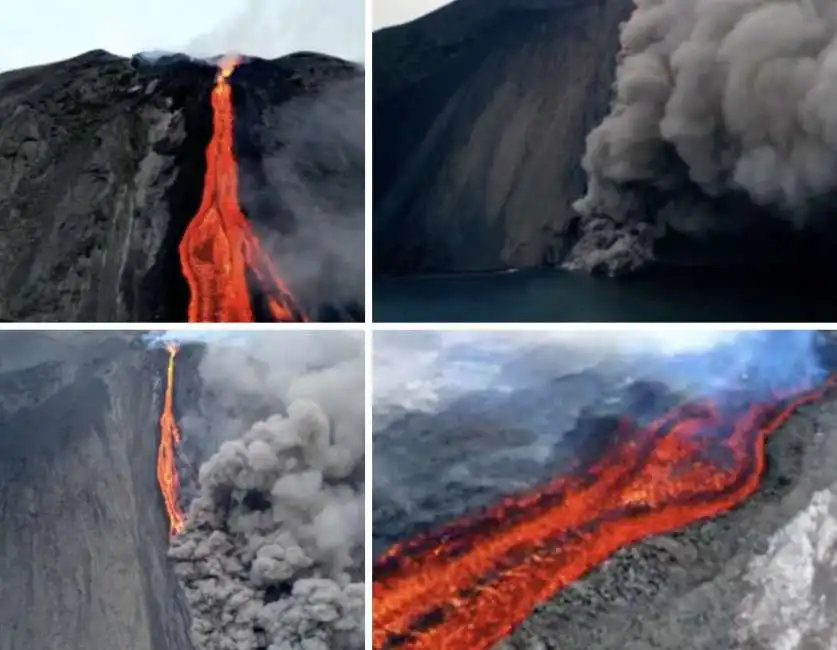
[185,0,364,63]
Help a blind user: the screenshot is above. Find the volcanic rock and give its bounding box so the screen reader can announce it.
[0,49,363,321]
[373,341,837,649]
[498,387,837,650]
[373,0,837,279]
[372,0,634,275]
[0,332,197,650]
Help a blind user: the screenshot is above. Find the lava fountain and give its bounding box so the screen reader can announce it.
[372,375,837,650]
[157,342,185,536]
[178,54,307,323]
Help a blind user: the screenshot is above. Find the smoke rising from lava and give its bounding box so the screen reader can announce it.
[184,0,365,63]
[168,332,364,650]
[575,0,837,223]
[241,77,365,315]
[373,330,828,552]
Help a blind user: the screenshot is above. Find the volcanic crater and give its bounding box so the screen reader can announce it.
[0,49,364,322]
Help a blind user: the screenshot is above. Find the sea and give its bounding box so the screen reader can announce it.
[374,268,837,322]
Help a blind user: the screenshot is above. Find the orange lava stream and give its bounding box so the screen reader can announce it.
[178,55,306,323]
[157,343,185,536]
[372,376,837,650]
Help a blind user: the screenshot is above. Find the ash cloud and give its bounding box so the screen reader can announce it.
[575,0,837,224]
[184,0,364,64]
[169,332,364,650]
[244,78,365,314]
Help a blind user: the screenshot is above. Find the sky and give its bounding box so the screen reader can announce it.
[373,0,455,29]
[372,330,737,427]
[0,0,364,73]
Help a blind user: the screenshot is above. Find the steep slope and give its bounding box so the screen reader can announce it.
[501,389,837,650]
[0,332,195,650]
[0,49,363,321]
[373,0,633,274]
[373,335,837,649]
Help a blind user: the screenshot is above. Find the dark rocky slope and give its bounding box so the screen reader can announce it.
[373,0,633,274]
[0,332,200,650]
[373,341,837,648]
[0,49,363,321]
[373,0,837,281]
[499,389,837,650]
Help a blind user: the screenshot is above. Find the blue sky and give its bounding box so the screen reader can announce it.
[0,0,364,73]
[374,0,454,29]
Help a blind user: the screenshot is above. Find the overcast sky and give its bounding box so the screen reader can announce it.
[0,0,364,73]
[373,330,736,427]
[374,0,455,29]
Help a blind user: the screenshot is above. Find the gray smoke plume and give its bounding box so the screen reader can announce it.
[575,0,837,222]
[168,332,364,650]
[250,78,365,314]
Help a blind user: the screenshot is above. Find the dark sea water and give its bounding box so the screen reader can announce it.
[374,268,837,322]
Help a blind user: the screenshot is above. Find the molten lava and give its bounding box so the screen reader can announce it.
[157,343,185,536]
[178,54,306,323]
[372,377,837,650]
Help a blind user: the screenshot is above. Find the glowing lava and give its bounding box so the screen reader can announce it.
[157,343,185,536]
[178,54,306,323]
[372,377,837,650]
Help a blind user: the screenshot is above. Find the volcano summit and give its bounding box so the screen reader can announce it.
[0,49,364,322]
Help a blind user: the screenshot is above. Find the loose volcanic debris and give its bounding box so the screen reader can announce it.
[373,377,836,650]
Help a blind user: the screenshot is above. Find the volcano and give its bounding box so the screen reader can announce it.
[373,0,837,287]
[0,331,366,650]
[372,334,837,649]
[0,332,199,649]
[0,49,364,322]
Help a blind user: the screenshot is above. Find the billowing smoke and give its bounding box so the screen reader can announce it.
[575,0,837,223]
[168,332,364,650]
[184,0,364,64]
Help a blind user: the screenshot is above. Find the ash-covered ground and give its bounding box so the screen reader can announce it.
[373,330,837,649]
[0,48,363,322]
[0,330,365,650]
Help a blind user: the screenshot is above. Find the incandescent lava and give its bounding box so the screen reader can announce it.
[157,342,185,536]
[372,375,837,650]
[178,55,307,323]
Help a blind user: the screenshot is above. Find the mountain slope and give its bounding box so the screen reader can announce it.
[0,332,196,650]
[0,49,363,321]
[373,0,633,274]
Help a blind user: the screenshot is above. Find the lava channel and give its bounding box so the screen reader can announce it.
[157,342,185,536]
[178,55,307,323]
[372,376,837,650]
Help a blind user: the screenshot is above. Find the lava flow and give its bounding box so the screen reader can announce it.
[157,343,185,536]
[372,376,837,650]
[178,55,307,323]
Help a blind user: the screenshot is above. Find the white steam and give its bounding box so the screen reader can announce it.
[575,0,837,221]
[168,332,364,650]
[184,0,364,63]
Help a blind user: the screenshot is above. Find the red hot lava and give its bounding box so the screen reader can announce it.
[179,55,307,323]
[157,343,185,536]
[372,377,837,650]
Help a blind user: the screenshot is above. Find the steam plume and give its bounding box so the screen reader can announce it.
[248,78,365,314]
[168,332,364,650]
[575,0,837,222]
